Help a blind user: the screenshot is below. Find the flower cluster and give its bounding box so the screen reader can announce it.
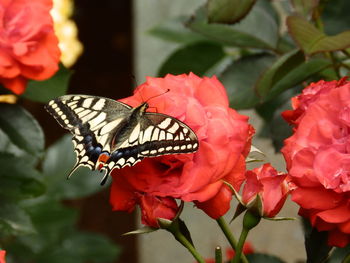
[282,78,350,247]
[109,73,254,227]
[50,0,83,67]
[0,0,60,94]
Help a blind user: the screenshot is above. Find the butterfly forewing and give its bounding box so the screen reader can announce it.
[45,94,199,184]
[139,113,198,156]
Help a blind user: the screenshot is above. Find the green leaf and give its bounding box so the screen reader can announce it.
[25,200,78,241]
[0,202,36,236]
[287,15,350,55]
[327,244,350,263]
[0,176,45,201]
[11,200,120,263]
[256,49,304,98]
[0,128,26,156]
[265,57,332,100]
[207,0,256,24]
[0,104,44,157]
[32,232,120,263]
[158,42,226,77]
[246,253,286,263]
[322,0,350,35]
[264,216,295,221]
[219,53,276,109]
[302,218,332,263]
[0,153,45,200]
[188,3,278,50]
[21,65,71,103]
[42,135,106,200]
[148,16,206,44]
[55,232,120,263]
[263,97,295,151]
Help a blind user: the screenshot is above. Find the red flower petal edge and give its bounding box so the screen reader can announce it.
[109,73,254,226]
[282,78,350,247]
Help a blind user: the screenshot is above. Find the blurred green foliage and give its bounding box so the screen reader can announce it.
[0,73,120,262]
[150,0,350,152]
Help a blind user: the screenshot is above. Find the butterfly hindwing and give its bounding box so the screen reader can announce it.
[45,94,199,184]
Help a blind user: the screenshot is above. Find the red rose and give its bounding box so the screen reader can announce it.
[282,78,348,126]
[109,73,253,225]
[139,194,179,228]
[282,79,350,247]
[0,250,6,263]
[0,0,60,94]
[241,164,289,217]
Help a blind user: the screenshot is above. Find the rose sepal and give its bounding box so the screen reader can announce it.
[122,226,158,236]
[245,194,264,218]
[122,201,186,236]
[222,180,242,203]
[159,217,206,263]
[231,203,247,223]
[264,216,296,221]
[158,217,194,247]
[246,145,266,163]
[223,180,263,222]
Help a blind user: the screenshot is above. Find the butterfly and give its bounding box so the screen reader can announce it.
[45,94,199,185]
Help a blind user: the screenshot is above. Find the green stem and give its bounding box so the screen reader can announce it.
[215,246,222,263]
[216,217,249,263]
[342,253,350,263]
[170,225,205,263]
[231,228,249,263]
[217,217,237,249]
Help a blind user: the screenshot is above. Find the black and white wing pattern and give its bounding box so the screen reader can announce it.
[45,94,199,184]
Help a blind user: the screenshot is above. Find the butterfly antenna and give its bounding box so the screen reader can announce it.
[145,89,170,103]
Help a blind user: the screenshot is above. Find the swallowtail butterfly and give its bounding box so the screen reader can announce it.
[45,95,199,185]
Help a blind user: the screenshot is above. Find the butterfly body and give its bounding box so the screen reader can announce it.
[45,94,198,184]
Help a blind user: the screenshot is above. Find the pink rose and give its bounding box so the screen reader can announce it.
[242,164,289,217]
[0,0,60,94]
[109,73,254,226]
[282,79,350,247]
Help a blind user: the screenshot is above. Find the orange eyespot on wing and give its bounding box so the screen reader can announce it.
[97,153,110,170]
